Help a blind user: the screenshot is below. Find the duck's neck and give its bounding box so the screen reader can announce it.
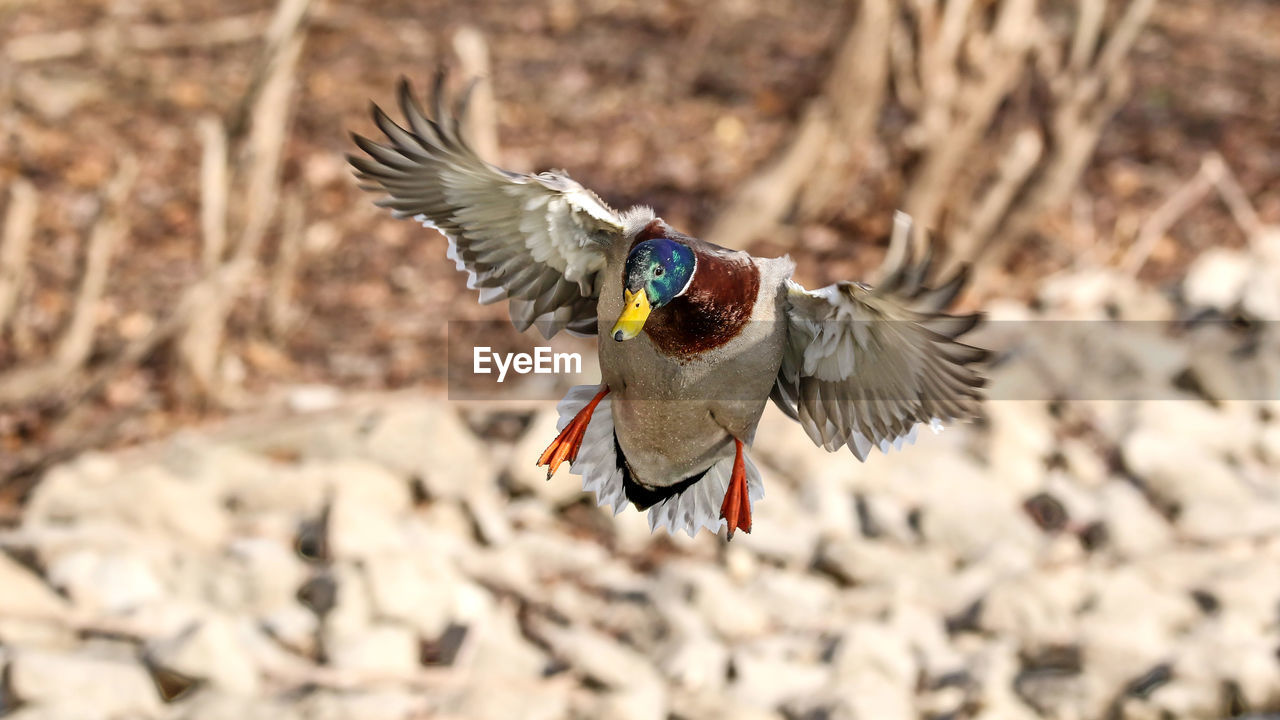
[646,250,759,359]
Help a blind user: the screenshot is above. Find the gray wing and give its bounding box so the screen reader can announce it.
[770,212,987,460]
[348,74,626,337]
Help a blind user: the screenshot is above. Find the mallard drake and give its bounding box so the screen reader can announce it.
[349,74,986,539]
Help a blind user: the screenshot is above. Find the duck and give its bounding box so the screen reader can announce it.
[349,73,986,539]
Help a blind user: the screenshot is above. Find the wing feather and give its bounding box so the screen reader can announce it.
[349,73,631,337]
[772,212,987,459]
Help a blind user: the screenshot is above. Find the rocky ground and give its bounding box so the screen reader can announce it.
[2,242,1280,720]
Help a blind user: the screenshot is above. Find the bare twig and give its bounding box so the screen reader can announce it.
[0,179,37,330]
[703,103,833,249]
[54,157,138,373]
[5,13,271,63]
[1121,152,1264,277]
[1121,156,1219,276]
[178,0,310,404]
[949,129,1044,268]
[903,0,1038,235]
[452,26,499,163]
[198,116,229,270]
[267,193,305,338]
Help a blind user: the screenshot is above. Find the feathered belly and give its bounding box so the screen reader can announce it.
[599,322,785,487]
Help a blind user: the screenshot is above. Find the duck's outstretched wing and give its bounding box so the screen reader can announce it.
[348,73,629,337]
[770,212,987,460]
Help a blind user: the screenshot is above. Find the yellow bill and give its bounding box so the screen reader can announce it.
[610,288,652,341]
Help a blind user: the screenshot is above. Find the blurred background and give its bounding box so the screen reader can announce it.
[1,0,1279,719]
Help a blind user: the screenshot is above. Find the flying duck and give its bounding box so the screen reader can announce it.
[348,73,986,539]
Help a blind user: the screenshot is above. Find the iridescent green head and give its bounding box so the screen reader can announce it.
[610,238,696,341]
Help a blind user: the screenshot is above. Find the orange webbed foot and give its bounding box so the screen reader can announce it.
[537,386,609,479]
[719,438,751,540]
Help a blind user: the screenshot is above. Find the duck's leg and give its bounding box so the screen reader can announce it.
[719,438,752,539]
[537,386,610,479]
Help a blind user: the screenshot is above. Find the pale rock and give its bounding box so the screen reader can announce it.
[749,569,838,633]
[297,690,427,720]
[1043,471,1102,525]
[854,493,918,544]
[1211,556,1280,627]
[980,566,1086,648]
[964,641,1041,720]
[325,622,419,676]
[595,686,669,720]
[362,404,489,499]
[986,401,1055,492]
[8,649,162,718]
[1146,678,1221,719]
[665,690,787,720]
[325,459,413,559]
[1178,495,1280,541]
[658,632,729,692]
[1040,268,1136,318]
[0,552,68,617]
[1081,568,1196,685]
[797,470,857,540]
[916,473,1041,567]
[888,603,964,678]
[220,537,309,613]
[363,552,464,638]
[46,549,164,614]
[260,604,318,657]
[120,598,212,640]
[0,707,112,720]
[1175,620,1280,710]
[462,480,513,546]
[0,617,76,648]
[816,538,952,596]
[831,620,916,687]
[25,458,227,549]
[514,532,611,578]
[164,691,304,720]
[728,648,830,709]
[146,614,261,695]
[464,600,548,679]
[1122,428,1261,529]
[533,620,662,691]
[1133,400,1252,459]
[1184,248,1251,311]
[216,451,327,517]
[1097,480,1172,557]
[659,562,770,640]
[448,676,572,720]
[1060,437,1109,487]
[325,562,372,638]
[1260,424,1280,467]
[286,384,343,413]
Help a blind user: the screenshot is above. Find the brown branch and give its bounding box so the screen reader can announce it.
[4,13,271,63]
[949,129,1044,269]
[452,26,499,163]
[0,178,37,331]
[198,115,229,270]
[267,193,305,338]
[703,103,833,250]
[178,0,310,404]
[54,157,137,373]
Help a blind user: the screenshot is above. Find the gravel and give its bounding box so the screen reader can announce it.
[2,267,1280,720]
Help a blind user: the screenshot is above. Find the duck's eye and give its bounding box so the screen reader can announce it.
[654,267,664,277]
